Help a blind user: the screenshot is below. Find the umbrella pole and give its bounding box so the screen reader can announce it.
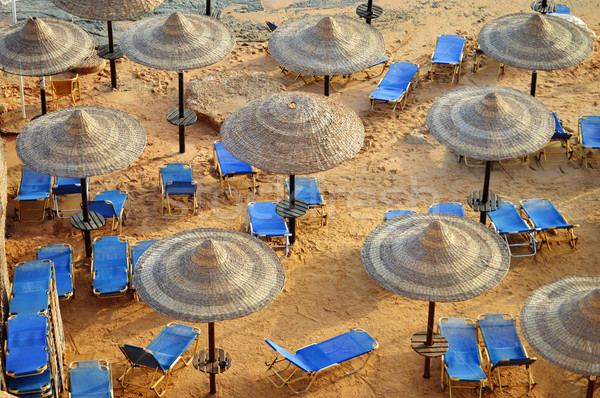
[40,77,47,115]
[289,174,297,245]
[587,376,596,398]
[206,0,211,16]
[530,70,537,97]
[178,71,185,153]
[209,322,216,394]
[423,301,436,378]
[80,178,93,258]
[324,75,330,97]
[366,0,373,24]
[107,21,118,90]
[479,161,492,224]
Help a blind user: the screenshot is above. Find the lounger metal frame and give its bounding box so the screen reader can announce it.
[473,47,505,76]
[538,113,573,163]
[488,201,539,258]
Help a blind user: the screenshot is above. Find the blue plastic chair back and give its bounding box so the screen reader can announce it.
[37,244,73,298]
[428,202,465,217]
[286,177,323,206]
[94,191,127,217]
[385,210,416,220]
[520,198,572,230]
[16,165,52,200]
[161,163,193,189]
[53,177,82,195]
[265,339,316,372]
[69,360,112,398]
[88,200,117,220]
[488,202,534,234]
[477,314,529,368]
[439,318,486,382]
[214,142,253,176]
[580,116,600,148]
[131,239,157,289]
[551,112,571,140]
[145,323,200,371]
[432,35,465,64]
[6,313,49,377]
[248,202,289,236]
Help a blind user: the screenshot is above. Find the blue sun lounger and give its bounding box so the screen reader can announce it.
[578,115,600,168]
[487,201,538,257]
[69,360,114,398]
[285,177,327,225]
[369,62,419,113]
[439,317,487,398]
[519,198,578,251]
[384,209,416,221]
[538,112,573,162]
[7,367,53,396]
[246,202,292,258]
[550,3,570,14]
[159,163,198,216]
[37,244,74,299]
[88,190,129,234]
[477,313,536,394]
[265,328,378,394]
[14,165,53,222]
[213,142,257,197]
[131,239,157,302]
[9,260,53,316]
[118,323,200,397]
[428,202,465,217]
[5,313,50,378]
[52,177,86,218]
[428,35,466,83]
[91,235,130,297]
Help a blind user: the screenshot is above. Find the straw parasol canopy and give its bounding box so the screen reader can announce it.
[16,106,146,178]
[520,275,600,376]
[50,0,164,21]
[361,213,510,302]
[119,12,235,71]
[268,14,385,76]
[0,17,94,77]
[478,13,594,71]
[426,86,555,161]
[133,228,285,323]
[220,92,364,175]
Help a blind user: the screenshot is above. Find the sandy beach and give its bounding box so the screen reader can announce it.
[1,0,599,397]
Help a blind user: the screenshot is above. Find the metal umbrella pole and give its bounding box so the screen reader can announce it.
[107,21,118,89]
[479,161,492,224]
[40,77,47,115]
[208,322,216,394]
[205,0,211,16]
[324,75,330,96]
[530,71,537,97]
[366,0,373,24]
[178,71,185,153]
[423,301,436,378]
[80,178,92,257]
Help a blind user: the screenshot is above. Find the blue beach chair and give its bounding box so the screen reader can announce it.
[369,62,419,113]
[439,317,487,398]
[265,328,378,394]
[52,177,86,218]
[551,3,570,14]
[519,198,578,251]
[117,323,201,397]
[246,202,292,258]
[37,244,74,299]
[5,313,51,378]
[69,360,114,398]
[213,141,257,197]
[477,313,536,394]
[538,112,573,162]
[428,35,466,83]
[91,235,130,297]
[130,239,157,302]
[285,177,327,225]
[88,190,129,234]
[384,209,416,221]
[428,202,465,217]
[487,201,538,257]
[7,367,53,396]
[578,115,600,168]
[9,260,53,316]
[159,163,198,216]
[14,165,53,222]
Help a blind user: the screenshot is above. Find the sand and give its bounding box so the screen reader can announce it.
[1,0,599,397]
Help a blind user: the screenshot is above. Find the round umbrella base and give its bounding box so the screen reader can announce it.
[276,198,309,219]
[193,349,232,374]
[356,3,383,20]
[97,44,124,60]
[410,332,448,358]
[468,190,502,213]
[530,0,558,13]
[167,108,197,126]
[70,211,105,231]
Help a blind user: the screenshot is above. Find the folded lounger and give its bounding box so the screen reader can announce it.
[428,35,466,83]
[428,202,465,217]
[7,366,54,396]
[88,190,129,234]
[384,209,416,221]
[118,323,201,397]
[369,62,419,113]
[439,317,488,398]
[487,201,538,257]
[578,115,600,169]
[265,328,378,394]
[519,198,578,251]
[285,177,327,225]
[37,244,74,299]
[130,239,157,302]
[213,141,257,197]
[9,260,53,316]
[246,202,292,258]
[159,163,198,216]
[91,235,130,297]
[14,165,53,222]
[477,313,536,394]
[5,313,51,378]
[69,359,114,398]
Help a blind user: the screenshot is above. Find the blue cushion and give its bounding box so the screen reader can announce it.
[69,360,112,398]
[520,198,573,230]
[247,202,290,237]
[37,244,73,298]
[214,142,253,176]
[477,314,530,368]
[432,35,465,64]
[488,202,534,234]
[6,314,49,377]
[285,177,323,206]
[580,116,600,149]
[146,324,200,372]
[439,318,487,382]
[8,367,52,394]
[428,202,465,217]
[94,191,127,217]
